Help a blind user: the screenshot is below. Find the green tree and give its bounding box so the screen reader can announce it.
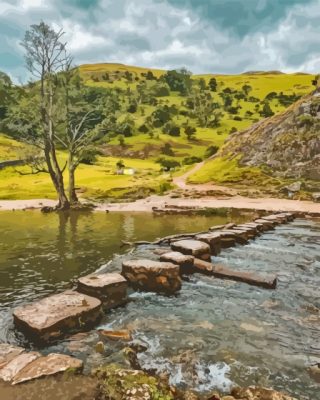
[242,84,252,96]
[208,77,217,91]
[184,125,197,141]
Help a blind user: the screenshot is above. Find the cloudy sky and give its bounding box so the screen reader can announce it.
[1,0,320,81]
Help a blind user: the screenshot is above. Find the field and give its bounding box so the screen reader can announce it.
[0,64,315,200]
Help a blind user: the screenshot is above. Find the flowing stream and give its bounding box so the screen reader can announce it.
[0,211,319,399]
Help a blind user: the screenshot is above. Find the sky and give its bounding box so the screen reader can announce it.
[1,0,320,82]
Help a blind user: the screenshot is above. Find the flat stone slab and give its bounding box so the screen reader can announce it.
[254,219,275,229]
[122,259,181,294]
[193,258,214,275]
[0,351,40,382]
[171,240,210,260]
[195,233,221,255]
[77,273,128,310]
[13,290,102,342]
[12,353,83,385]
[0,344,24,369]
[222,230,249,244]
[212,264,277,289]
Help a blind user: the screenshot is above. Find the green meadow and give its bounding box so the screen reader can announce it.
[0,64,314,200]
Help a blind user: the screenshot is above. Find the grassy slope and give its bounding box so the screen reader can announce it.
[0,64,314,200]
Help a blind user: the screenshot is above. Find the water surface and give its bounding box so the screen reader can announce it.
[0,211,319,399]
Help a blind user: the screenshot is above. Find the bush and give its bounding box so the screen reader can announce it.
[156,157,180,171]
[161,142,174,156]
[163,122,180,137]
[183,156,202,165]
[127,103,137,113]
[138,123,149,133]
[205,145,219,158]
[79,147,100,165]
[233,116,242,121]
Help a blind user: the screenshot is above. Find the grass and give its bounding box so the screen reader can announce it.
[188,156,284,188]
[0,64,315,199]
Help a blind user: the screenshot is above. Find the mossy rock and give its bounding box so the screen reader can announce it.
[94,364,175,400]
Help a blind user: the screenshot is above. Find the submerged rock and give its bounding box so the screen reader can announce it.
[77,273,128,310]
[212,264,277,289]
[99,329,132,341]
[122,259,181,294]
[94,364,175,400]
[231,386,297,400]
[171,239,211,260]
[13,290,102,342]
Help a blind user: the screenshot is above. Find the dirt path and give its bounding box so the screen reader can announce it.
[0,195,319,214]
[172,161,237,195]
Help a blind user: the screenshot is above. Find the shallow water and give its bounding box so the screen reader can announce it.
[0,211,319,399]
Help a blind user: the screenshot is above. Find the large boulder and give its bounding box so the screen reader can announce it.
[171,239,211,260]
[77,273,128,310]
[13,290,102,342]
[122,259,181,294]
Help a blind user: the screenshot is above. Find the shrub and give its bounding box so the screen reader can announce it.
[233,116,242,121]
[183,156,202,165]
[156,157,180,171]
[205,145,219,158]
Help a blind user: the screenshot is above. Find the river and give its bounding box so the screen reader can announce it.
[0,211,319,399]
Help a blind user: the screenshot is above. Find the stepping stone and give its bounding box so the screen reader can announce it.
[222,230,249,244]
[0,351,40,382]
[214,232,237,248]
[240,222,265,232]
[171,240,211,260]
[160,251,194,274]
[0,344,24,369]
[13,290,102,342]
[195,233,221,255]
[12,353,83,385]
[235,225,259,237]
[98,329,132,341]
[254,219,275,229]
[122,259,181,294]
[77,273,128,310]
[212,264,277,289]
[193,258,214,275]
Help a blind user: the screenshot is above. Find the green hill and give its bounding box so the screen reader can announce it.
[0,63,316,200]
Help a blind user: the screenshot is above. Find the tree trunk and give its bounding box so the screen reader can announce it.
[68,164,78,204]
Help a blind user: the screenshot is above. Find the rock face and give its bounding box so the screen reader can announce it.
[12,353,83,385]
[160,251,194,274]
[212,264,277,289]
[13,290,102,342]
[122,259,181,294]
[77,273,128,310]
[171,239,211,260]
[219,89,320,183]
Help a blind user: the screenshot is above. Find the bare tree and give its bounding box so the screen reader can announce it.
[21,22,71,209]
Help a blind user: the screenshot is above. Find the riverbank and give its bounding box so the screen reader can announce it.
[0,195,319,214]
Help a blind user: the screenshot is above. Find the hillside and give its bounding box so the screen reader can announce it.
[189,89,320,194]
[0,63,316,201]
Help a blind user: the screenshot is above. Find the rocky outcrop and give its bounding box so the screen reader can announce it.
[220,91,320,184]
[13,290,102,342]
[122,259,181,294]
[77,273,128,310]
